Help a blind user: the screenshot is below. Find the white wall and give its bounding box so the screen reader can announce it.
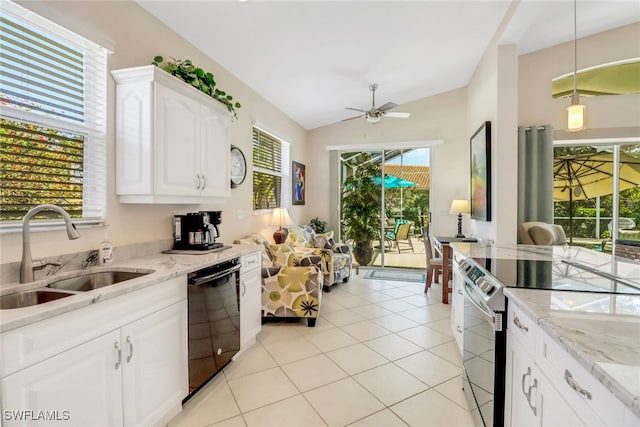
[0,0,310,264]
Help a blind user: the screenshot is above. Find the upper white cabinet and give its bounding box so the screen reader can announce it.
[112,65,231,204]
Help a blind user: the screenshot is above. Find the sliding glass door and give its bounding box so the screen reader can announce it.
[339,148,430,269]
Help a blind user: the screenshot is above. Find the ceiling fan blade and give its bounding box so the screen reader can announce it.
[345,107,367,113]
[342,114,364,122]
[385,112,411,118]
[377,102,397,112]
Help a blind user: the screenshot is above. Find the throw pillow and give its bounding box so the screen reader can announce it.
[528,225,555,245]
[285,225,313,248]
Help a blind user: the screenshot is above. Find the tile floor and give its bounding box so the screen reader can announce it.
[169,271,476,427]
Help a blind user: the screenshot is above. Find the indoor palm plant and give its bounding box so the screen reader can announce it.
[341,155,382,265]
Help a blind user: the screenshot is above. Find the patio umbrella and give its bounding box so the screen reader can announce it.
[553,151,640,241]
[372,174,417,188]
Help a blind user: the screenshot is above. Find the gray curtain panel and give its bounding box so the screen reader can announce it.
[517,125,554,225]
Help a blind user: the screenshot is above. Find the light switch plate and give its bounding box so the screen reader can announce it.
[236,209,244,220]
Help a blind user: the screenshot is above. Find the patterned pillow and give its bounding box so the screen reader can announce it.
[268,243,298,267]
[313,231,335,249]
[285,226,313,248]
[235,235,273,267]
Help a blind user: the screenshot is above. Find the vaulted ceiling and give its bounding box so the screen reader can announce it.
[137,1,640,130]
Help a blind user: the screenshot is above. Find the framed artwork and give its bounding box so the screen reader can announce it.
[470,121,491,221]
[292,161,306,205]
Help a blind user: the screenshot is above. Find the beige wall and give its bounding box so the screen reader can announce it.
[1,1,309,263]
[519,22,640,136]
[307,88,470,238]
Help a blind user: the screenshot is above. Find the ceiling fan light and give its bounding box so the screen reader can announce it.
[366,115,382,124]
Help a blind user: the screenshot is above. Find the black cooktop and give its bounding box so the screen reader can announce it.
[474,257,640,295]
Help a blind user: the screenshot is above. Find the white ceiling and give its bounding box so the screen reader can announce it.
[137,0,640,130]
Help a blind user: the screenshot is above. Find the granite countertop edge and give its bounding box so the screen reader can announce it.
[504,288,640,419]
[0,245,260,332]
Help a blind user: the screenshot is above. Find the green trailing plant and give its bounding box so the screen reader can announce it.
[152,56,241,119]
[341,155,382,265]
[309,217,328,233]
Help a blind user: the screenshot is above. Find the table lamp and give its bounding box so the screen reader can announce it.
[450,199,470,238]
[270,207,292,244]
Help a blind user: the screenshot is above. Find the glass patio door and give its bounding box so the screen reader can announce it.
[339,148,430,269]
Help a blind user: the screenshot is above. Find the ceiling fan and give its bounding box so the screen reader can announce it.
[343,83,411,124]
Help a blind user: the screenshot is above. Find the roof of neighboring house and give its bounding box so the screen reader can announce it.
[383,165,430,189]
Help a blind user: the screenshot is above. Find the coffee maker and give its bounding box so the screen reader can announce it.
[173,211,222,250]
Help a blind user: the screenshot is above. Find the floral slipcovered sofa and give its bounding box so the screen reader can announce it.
[285,225,353,292]
[234,233,323,327]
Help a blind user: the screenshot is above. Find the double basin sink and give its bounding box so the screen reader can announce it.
[1,270,153,310]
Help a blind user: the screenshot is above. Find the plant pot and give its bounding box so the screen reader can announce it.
[353,240,374,266]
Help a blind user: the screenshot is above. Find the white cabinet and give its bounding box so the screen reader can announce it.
[112,65,231,204]
[238,251,262,355]
[451,254,465,353]
[121,300,188,426]
[1,277,188,427]
[505,300,638,427]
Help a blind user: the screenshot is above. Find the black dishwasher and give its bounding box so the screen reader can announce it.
[185,258,241,400]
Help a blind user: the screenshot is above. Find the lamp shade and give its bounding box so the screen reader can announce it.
[567,102,586,132]
[269,207,292,227]
[449,199,470,215]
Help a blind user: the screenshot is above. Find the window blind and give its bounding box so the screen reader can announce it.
[0,1,107,225]
[252,127,290,210]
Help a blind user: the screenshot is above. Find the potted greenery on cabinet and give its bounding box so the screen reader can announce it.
[341,154,382,265]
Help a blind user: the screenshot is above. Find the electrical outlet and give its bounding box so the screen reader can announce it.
[236,209,244,220]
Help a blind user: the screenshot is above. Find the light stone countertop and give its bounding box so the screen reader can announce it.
[504,287,640,419]
[450,242,640,419]
[0,244,260,332]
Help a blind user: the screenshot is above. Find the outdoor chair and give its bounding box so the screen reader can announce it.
[393,221,415,252]
[385,218,410,249]
[421,226,451,293]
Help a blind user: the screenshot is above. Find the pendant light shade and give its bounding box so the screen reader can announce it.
[567,0,585,132]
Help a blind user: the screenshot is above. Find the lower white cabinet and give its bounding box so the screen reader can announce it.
[1,278,188,427]
[505,300,639,427]
[239,251,262,354]
[505,329,583,427]
[451,262,464,353]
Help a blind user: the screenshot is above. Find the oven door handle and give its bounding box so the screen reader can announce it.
[190,264,242,285]
[463,282,495,324]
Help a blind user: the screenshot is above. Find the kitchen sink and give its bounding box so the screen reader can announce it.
[47,270,153,292]
[1,290,73,310]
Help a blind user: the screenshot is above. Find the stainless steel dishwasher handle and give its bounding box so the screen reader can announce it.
[463,283,494,324]
[191,264,242,285]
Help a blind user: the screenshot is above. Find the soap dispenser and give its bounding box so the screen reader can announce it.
[99,231,113,265]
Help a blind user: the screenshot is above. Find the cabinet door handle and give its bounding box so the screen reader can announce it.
[456,326,462,333]
[196,174,202,190]
[564,369,592,400]
[513,316,529,332]
[527,378,538,416]
[202,175,207,190]
[114,342,122,370]
[241,281,246,297]
[126,336,134,363]
[521,366,531,396]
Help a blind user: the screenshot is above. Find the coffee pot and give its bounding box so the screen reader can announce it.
[173,211,222,250]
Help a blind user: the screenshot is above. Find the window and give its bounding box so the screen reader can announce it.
[0,1,107,226]
[252,126,290,211]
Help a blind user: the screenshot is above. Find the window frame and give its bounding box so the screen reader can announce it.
[0,1,108,232]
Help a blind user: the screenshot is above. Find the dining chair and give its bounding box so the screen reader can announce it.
[421,226,451,293]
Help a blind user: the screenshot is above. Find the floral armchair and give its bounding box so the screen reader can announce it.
[285,225,353,292]
[234,234,323,327]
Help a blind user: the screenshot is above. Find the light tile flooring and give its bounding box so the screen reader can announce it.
[169,272,475,427]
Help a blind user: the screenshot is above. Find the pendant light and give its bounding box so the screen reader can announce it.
[567,0,585,132]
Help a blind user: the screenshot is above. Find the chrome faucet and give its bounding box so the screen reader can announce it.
[20,204,80,283]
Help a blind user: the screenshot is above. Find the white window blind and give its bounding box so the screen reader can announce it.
[0,1,107,224]
[252,126,290,211]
